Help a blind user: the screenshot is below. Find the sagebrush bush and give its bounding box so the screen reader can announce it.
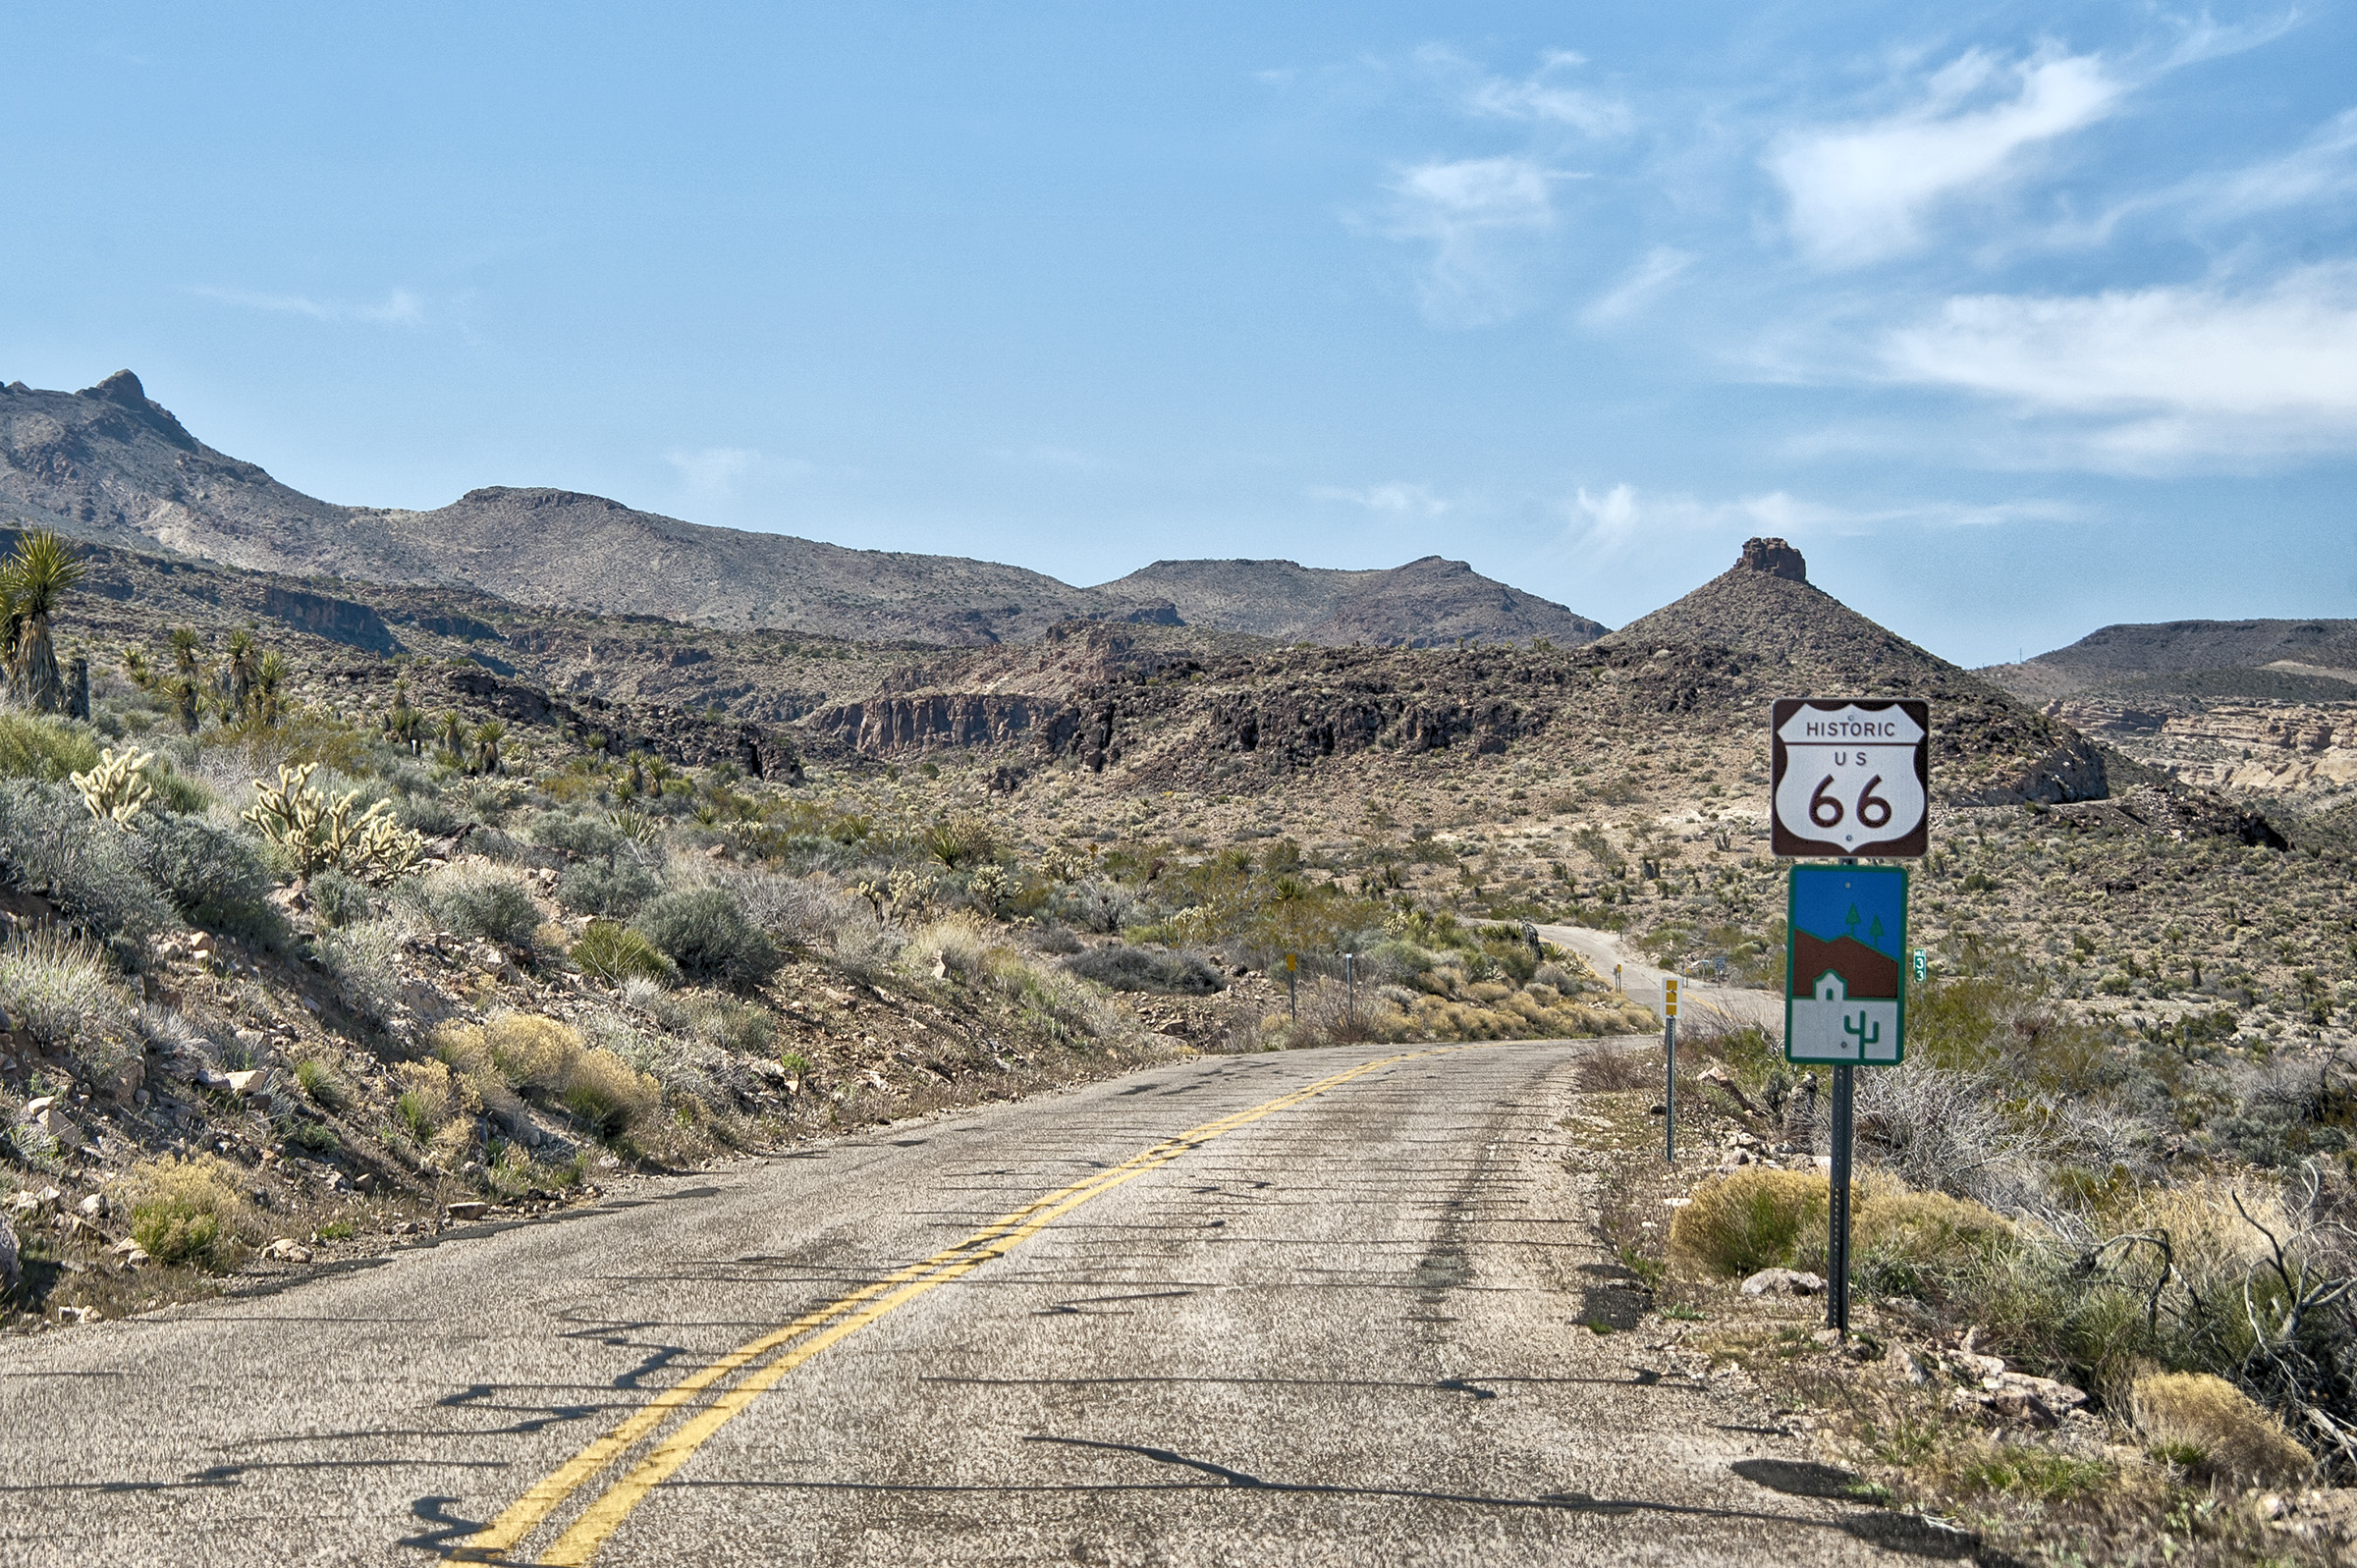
[0,778,172,943]
[134,812,272,936]
[1058,878,1139,935]
[126,1155,252,1271]
[0,928,135,1053]
[0,711,98,784]
[530,810,622,858]
[562,1048,662,1137]
[1669,1169,1830,1278]
[317,916,410,1018]
[556,857,658,917]
[631,888,779,986]
[2133,1372,2315,1485]
[1063,945,1226,996]
[572,920,678,987]
[408,863,543,947]
[307,867,377,929]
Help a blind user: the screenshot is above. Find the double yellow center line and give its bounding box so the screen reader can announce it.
[464,1045,1458,1564]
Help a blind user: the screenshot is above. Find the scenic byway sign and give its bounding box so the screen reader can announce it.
[1786,863,1908,1064]
[1770,698,1930,858]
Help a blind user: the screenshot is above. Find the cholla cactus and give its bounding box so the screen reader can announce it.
[241,763,424,884]
[967,862,1010,916]
[70,746,155,828]
[1043,845,1095,884]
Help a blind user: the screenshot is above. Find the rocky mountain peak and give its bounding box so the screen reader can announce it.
[80,369,150,408]
[1736,536,1807,583]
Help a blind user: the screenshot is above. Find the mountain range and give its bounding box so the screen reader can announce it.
[0,370,1602,650]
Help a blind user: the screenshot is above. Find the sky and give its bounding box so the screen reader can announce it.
[2,2,2352,666]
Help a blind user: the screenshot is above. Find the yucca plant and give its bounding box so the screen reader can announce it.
[224,629,258,719]
[475,720,508,776]
[1,530,83,713]
[121,646,151,690]
[167,675,198,735]
[255,652,287,723]
[169,626,199,676]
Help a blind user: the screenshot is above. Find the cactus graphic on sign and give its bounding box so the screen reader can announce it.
[1785,864,1907,1064]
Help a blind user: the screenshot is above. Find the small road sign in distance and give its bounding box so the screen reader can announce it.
[1771,698,1929,858]
[1786,864,1908,1064]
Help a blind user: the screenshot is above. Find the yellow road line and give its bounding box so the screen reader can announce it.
[469,1045,1456,1564]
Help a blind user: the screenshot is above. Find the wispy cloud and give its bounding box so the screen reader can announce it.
[988,444,1114,472]
[664,446,812,498]
[1582,246,1692,325]
[1882,266,2357,464]
[1308,481,1454,516]
[1567,482,2080,553]
[1453,47,1631,137]
[1768,49,2122,267]
[190,285,426,326]
[1381,154,1568,325]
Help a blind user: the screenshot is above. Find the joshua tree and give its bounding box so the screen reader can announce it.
[439,710,466,764]
[225,629,258,719]
[474,720,508,776]
[391,705,425,755]
[255,652,288,723]
[122,646,151,689]
[1,530,83,713]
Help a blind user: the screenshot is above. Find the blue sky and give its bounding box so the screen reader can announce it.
[4,3,2352,665]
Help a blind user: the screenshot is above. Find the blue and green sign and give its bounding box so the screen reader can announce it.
[1785,864,1908,1065]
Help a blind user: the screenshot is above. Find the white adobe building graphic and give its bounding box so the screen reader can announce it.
[1790,967,1899,1063]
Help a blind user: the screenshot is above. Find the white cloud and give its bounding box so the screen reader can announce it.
[662,446,810,498]
[988,444,1113,472]
[1567,483,2079,552]
[1383,154,1567,325]
[1308,481,1453,516]
[1882,267,2357,462]
[1582,246,1693,325]
[191,285,427,326]
[1768,49,2122,267]
[1461,49,1631,137]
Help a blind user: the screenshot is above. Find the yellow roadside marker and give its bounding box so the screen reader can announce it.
[467,1044,1467,1565]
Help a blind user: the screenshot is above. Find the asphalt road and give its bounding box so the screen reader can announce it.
[1535,925,1785,1035]
[0,1041,1939,1566]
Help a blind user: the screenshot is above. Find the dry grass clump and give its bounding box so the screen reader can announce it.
[2132,1372,2315,1485]
[125,1155,254,1271]
[432,1011,661,1141]
[1853,1189,2014,1264]
[904,916,1119,1043]
[1670,1168,1831,1278]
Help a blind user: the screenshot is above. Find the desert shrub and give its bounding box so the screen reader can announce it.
[435,1011,662,1140]
[0,929,136,1053]
[407,863,543,948]
[317,916,411,1019]
[1028,923,1082,956]
[393,1059,459,1143]
[0,778,172,944]
[631,889,779,986]
[292,1055,348,1111]
[397,792,468,838]
[1851,1189,2014,1296]
[713,868,860,949]
[1854,1062,2039,1208]
[307,868,377,929]
[687,994,776,1054]
[1060,878,1139,935]
[0,711,98,783]
[1577,1044,1662,1092]
[573,920,678,987]
[825,915,904,978]
[530,810,622,859]
[905,917,1119,1042]
[2133,1372,2315,1485]
[133,812,272,936]
[562,1048,662,1138]
[1669,1168,1830,1278]
[556,857,658,917]
[126,1155,253,1271]
[1064,945,1227,996]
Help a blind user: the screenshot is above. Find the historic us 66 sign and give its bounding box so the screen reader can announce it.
[1770,699,1930,858]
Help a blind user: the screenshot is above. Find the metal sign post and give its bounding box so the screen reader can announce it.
[1286,953,1297,1023]
[1773,696,1930,1339]
[1663,975,1679,1164]
[1344,952,1355,1031]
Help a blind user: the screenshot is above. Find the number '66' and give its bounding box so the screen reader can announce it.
[1810,775,1892,831]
